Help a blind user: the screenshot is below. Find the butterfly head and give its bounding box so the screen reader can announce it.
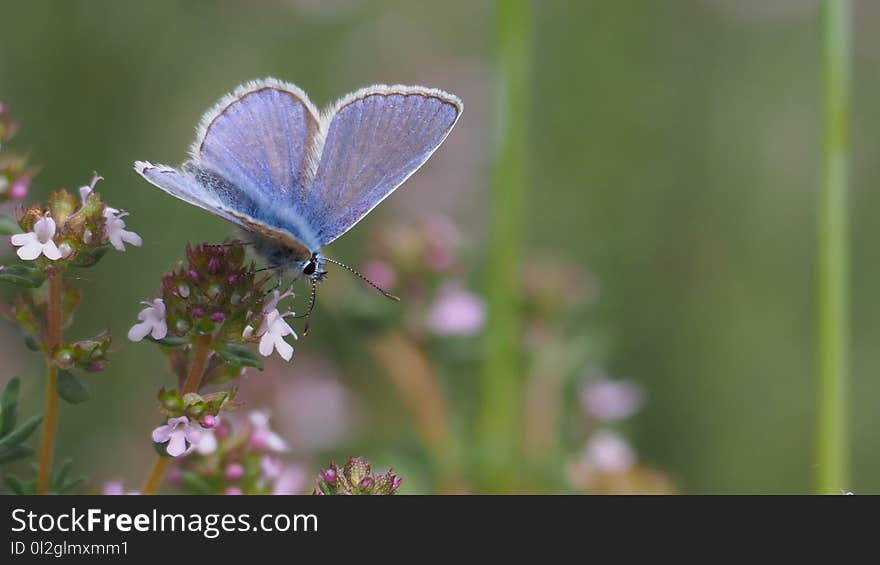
[300,252,327,282]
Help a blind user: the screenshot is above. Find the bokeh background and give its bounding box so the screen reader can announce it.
[1,0,878,494]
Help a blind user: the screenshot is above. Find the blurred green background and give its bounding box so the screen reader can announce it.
[1,0,877,494]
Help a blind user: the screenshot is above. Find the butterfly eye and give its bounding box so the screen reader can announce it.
[302,260,317,276]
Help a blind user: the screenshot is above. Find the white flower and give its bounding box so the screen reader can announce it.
[194,429,218,455]
[78,172,103,203]
[10,216,62,261]
[257,310,297,361]
[583,430,636,473]
[249,411,288,452]
[80,171,142,251]
[242,288,298,361]
[103,207,142,251]
[151,416,202,457]
[127,298,167,342]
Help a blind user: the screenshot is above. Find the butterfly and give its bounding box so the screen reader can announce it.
[134,77,462,319]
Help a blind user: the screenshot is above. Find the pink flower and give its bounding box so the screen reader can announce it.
[225,463,245,481]
[11,216,61,261]
[583,431,636,473]
[261,455,284,480]
[272,466,307,495]
[423,216,460,272]
[425,282,487,336]
[224,486,243,496]
[152,416,202,457]
[580,376,645,422]
[128,298,167,341]
[248,411,288,452]
[102,481,139,495]
[8,172,33,201]
[361,260,398,289]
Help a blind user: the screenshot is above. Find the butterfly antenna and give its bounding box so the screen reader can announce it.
[293,277,319,336]
[322,256,401,301]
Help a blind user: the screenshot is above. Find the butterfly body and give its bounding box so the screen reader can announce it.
[135,78,462,285]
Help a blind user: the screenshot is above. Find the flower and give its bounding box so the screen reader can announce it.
[7,171,32,201]
[248,411,288,452]
[78,172,141,251]
[102,481,139,495]
[241,287,298,361]
[261,455,283,480]
[78,172,103,203]
[272,466,307,495]
[314,456,402,495]
[103,207,142,251]
[193,428,218,455]
[582,430,636,473]
[128,298,168,341]
[361,260,398,289]
[152,416,202,457]
[256,310,297,361]
[225,463,245,481]
[425,281,487,336]
[580,375,645,422]
[10,215,62,261]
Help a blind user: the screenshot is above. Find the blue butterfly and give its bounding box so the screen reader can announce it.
[134,78,462,316]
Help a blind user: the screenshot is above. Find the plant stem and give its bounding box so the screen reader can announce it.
[36,273,63,494]
[816,0,851,494]
[181,334,212,395]
[371,331,463,492]
[478,0,531,492]
[141,334,212,495]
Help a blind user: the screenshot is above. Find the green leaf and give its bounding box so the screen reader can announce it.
[217,343,263,370]
[180,471,214,494]
[3,474,25,494]
[0,264,46,288]
[70,245,109,268]
[52,458,73,487]
[1,377,21,436]
[54,477,85,494]
[149,335,190,347]
[0,414,42,448]
[0,445,34,465]
[0,215,20,236]
[23,335,41,352]
[56,370,90,404]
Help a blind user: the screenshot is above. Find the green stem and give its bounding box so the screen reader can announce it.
[816,0,851,494]
[478,0,531,492]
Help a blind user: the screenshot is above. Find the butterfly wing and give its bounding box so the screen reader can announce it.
[133,161,249,229]
[134,161,314,259]
[304,85,462,246]
[136,78,323,250]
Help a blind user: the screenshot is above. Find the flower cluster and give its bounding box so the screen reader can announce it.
[4,173,141,276]
[342,215,486,338]
[566,370,675,494]
[314,456,402,495]
[167,411,305,495]
[129,242,297,363]
[0,103,33,203]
